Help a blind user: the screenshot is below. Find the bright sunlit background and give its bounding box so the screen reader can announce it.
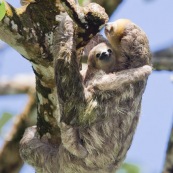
[1,0,173,173]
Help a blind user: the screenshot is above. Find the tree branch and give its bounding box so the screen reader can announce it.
[152,45,173,71]
[80,0,123,16]
[0,75,35,95]
[162,122,173,173]
[0,0,108,146]
[0,0,61,61]
[93,0,123,16]
[60,0,108,48]
[0,92,36,173]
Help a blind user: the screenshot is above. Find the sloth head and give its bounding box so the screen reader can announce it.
[105,19,151,70]
[87,42,116,73]
[105,19,131,52]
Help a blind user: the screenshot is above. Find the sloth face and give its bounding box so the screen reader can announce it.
[95,48,112,61]
[88,42,116,73]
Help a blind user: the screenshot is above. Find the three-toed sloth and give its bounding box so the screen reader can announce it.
[20,19,152,173]
[60,19,152,172]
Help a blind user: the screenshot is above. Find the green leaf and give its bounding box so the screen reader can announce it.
[78,0,84,6]
[0,113,13,130]
[0,1,6,21]
[117,163,140,173]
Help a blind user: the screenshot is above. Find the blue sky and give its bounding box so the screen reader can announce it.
[1,0,173,173]
[110,0,173,51]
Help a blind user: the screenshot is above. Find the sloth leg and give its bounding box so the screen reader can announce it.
[60,122,88,158]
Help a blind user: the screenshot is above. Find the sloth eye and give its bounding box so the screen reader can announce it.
[96,53,100,58]
[107,49,112,54]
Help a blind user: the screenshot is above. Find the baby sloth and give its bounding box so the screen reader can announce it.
[84,42,116,87]
[87,42,116,73]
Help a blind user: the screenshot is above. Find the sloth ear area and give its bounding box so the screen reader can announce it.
[87,53,97,69]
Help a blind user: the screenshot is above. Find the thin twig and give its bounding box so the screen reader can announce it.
[0,92,36,173]
[0,75,35,95]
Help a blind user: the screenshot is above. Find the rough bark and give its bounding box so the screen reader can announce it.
[80,0,123,16]
[0,0,108,146]
[0,1,108,171]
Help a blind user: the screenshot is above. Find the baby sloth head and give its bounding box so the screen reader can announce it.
[88,42,116,73]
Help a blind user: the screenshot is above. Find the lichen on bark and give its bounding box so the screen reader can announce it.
[0,0,108,152]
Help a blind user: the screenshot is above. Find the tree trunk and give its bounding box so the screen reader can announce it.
[0,0,108,172]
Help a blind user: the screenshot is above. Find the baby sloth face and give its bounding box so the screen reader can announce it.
[88,42,116,73]
[95,48,112,61]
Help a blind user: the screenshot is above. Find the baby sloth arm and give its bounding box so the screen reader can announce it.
[91,65,152,91]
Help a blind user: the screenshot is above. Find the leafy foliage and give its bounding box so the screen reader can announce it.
[78,0,83,5]
[0,113,13,132]
[117,163,140,173]
[0,1,5,21]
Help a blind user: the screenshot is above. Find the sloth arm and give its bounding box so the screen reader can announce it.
[91,65,152,91]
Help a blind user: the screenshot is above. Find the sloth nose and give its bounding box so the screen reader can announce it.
[102,52,108,56]
[99,52,109,60]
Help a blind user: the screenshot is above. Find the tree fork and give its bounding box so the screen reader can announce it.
[0,0,108,145]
